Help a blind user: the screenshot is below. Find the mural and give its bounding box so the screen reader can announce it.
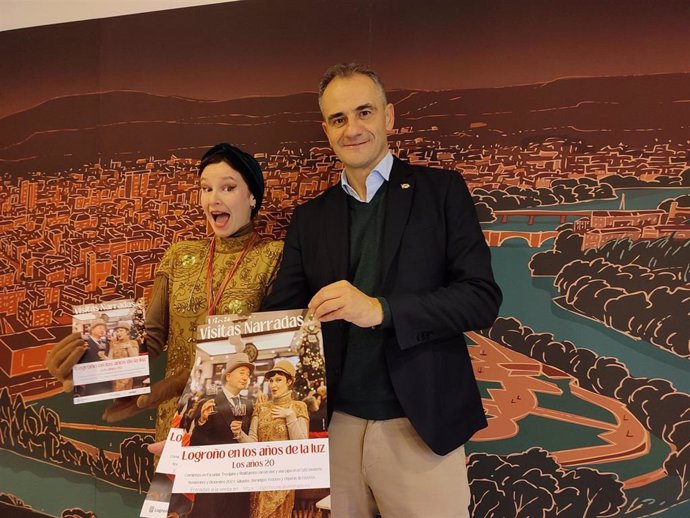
[0,0,689,516]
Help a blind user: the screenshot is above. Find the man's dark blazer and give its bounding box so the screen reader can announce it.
[82,335,105,363]
[263,156,502,455]
[187,391,253,518]
[76,336,111,396]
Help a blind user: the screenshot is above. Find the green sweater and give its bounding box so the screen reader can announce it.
[335,184,405,420]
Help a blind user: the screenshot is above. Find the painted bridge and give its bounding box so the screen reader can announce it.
[483,230,558,247]
[494,209,591,225]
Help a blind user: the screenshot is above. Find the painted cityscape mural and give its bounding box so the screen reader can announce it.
[0,1,689,517]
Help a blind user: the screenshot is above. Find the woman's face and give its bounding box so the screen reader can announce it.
[199,161,254,238]
[268,374,291,398]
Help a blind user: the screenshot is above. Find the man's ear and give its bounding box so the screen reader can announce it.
[385,103,395,132]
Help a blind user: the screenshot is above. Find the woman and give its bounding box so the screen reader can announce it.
[45,143,283,442]
[104,322,140,392]
[238,360,309,518]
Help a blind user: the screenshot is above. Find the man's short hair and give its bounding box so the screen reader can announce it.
[318,63,387,109]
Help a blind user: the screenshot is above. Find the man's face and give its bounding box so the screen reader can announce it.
[224,366,251,394]
[320,74,394,174]
[91,324,106,339]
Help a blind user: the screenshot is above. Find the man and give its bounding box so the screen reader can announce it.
[82,318,108,363]
[191,353,254,446]
[262,63,502,517]
[76,318,112,397]
[170,353,254,518]
[173,352,255,518]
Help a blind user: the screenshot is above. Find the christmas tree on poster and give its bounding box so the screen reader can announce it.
[294,323,325,400]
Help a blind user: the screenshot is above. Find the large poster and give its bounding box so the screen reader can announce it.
[143,310,329,517]
[1,1,689,517]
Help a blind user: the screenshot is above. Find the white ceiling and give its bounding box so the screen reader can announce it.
[0,0,239,32]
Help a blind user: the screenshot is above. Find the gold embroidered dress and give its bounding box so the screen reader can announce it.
[249,393,308,518]
[148,232,282,441]
[109,338,139,391]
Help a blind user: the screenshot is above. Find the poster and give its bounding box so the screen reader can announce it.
[72,299,150,404]
[143,309,329,517]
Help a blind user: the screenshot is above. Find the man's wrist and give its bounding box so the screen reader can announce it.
[372,297,392,329]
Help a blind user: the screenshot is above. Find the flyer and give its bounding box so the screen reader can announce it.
[140,428,183,518]
[71,299,150,404]
[144,309,330,518]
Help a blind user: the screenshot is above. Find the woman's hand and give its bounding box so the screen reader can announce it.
[102,368,191,422]
[271,406,295,420]
[44,332,87,392]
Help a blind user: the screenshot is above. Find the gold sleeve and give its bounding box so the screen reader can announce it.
[143,244,177,360]
[143,273,169,360]
[262,240,284,299]
[293,400,309,421]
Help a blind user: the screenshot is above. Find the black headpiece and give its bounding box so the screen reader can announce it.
[199,143,264,217]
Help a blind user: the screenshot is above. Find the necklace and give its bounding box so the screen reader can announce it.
[206,232,258,316]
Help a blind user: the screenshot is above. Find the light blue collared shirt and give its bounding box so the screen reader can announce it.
[340,152,394,203]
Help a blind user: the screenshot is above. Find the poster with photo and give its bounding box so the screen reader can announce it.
[144,309,330,518]
[140,427,183,518]
[71,299,150,404]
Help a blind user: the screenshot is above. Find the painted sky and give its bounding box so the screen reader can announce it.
[1,0,689,118]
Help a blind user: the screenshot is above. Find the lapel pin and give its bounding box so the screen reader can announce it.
[401,183,410,189]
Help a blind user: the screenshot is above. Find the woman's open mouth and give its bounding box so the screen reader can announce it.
[211,211,230,226]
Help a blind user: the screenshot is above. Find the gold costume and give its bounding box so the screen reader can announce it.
[109,338,139,392]
[146,232,283,441]
[249,393,309,518]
